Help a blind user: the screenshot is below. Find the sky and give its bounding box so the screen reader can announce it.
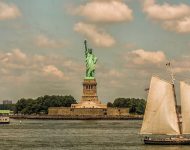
[0,0,190,103]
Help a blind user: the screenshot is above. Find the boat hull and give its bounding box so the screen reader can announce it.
[144,138,190,145]
[0,122,10,124]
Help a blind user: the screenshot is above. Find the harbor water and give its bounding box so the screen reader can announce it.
[0,119,189,150]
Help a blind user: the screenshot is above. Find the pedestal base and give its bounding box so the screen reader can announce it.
[71,101,107,108]
[71,78,107,109]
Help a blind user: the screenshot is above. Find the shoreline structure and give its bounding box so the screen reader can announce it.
[10,114,143,120]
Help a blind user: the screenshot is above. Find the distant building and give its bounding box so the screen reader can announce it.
[3,100,12,105]
[0,110,10,116]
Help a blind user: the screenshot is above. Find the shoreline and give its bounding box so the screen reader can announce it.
[9,115,143,120]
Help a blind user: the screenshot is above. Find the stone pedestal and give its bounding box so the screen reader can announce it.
[71,79,107,108]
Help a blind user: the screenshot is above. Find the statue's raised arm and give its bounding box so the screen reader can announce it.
[84,40,88,58]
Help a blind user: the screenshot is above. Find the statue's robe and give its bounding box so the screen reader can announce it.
[86,53,97,77]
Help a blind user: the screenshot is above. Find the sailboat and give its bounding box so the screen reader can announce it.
[140,75,190,145]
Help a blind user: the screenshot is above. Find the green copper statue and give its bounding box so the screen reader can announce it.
[84,40,98,79]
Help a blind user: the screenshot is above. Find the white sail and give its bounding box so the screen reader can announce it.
[180,81,190,134]
[140,76,180,135]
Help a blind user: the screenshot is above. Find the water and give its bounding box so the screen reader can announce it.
[0,119,189,150]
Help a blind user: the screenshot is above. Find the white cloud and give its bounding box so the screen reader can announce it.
[98,68,123,79]
[124,48,190,81]
[12,49,27,60]
[0,1,21,20]
[74,0,133,23]
[0,49,84,100]
[124,43,136,49]
[43,65,65,79]
[74,22,115,47]
[0,49,82,81]
[144,0,190,20]
[126,49,166,65]
[143,0,190,33]
[0,49,27,67]
[107,69,123,78]
[173,67,190,73]
[163,17,190,33]
[35,35,65,48]
[172,57,190,73]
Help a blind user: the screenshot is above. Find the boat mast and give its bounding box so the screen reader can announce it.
[166,62,182,135]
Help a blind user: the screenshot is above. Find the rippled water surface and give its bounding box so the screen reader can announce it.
[0,119,189,150]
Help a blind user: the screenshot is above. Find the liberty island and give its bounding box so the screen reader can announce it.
[48,40,130,116]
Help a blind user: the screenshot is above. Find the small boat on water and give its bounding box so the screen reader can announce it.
[0,116,10,124]
[144,136,190,145]
[140,64,190,145]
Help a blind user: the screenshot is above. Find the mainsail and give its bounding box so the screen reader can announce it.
[180,81,190,134]
[140,76,180,135]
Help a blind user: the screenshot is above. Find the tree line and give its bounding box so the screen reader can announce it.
[14,95,77,114]
[0,96,146,115]
[107,98,146,115]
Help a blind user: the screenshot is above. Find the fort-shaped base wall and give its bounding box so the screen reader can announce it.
[48,107,129,116]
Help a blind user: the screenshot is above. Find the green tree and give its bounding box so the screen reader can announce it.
[15,95,77,114]
[112,98,146,115]
[107,102,113,107]
[136,99,146,114]
[15,98,28,114]
[113,98,131,108]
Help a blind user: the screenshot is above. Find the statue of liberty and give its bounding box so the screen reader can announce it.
[84,40,98,79]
